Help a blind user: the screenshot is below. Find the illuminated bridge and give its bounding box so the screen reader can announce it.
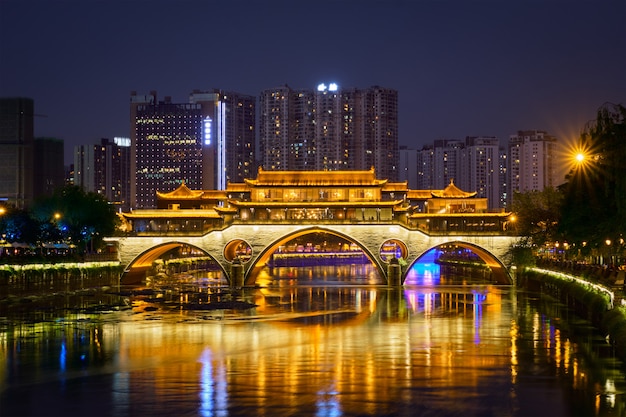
[107,169,521,286]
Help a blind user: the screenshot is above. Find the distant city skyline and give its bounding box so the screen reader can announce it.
[1,0,623,168]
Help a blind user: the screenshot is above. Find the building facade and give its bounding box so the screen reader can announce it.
[416,137,502,210]
[74,137,131,211]
[0,97,34,208]
[507,130,557,205]
[398,146,418,189]
[458,136,500,211]
[34,137,65,199]
[259,84,398,180]
[130,90,255,209]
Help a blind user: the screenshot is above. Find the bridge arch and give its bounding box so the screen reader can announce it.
[405,240,513,285]
[245,226,387,286]
[121,241,228,285]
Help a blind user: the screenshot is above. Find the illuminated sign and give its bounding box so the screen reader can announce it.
[114,137,131,147]
[203,117,212,145]
[317,82,339,92]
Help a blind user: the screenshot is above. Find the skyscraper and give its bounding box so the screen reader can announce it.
[74,137,131,211]
[130,90,255,209]
[259,84,398,180]
[34,137,65,199]
[0,97,34,208]
[508,130,557,204]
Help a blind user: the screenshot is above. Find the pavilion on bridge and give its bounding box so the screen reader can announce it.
[118,168,513,235]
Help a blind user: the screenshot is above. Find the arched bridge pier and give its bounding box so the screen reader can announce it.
[108,224,521,286]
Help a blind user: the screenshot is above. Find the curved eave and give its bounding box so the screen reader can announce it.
[227,200,404,208]
[409,212,512,219]
[214,206,239,214]
[120,210,222,219]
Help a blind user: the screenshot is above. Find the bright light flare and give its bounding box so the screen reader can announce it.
[575,152,585,163]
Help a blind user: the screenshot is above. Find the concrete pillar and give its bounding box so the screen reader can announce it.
[230,258,244,288]
[387,258,402,286]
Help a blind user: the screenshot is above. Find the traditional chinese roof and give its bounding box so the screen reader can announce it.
[406,190,434,199]
[244,167,388,187]
[226,200,404,208]
[156,182,204,199]
[410,212,511,219]
[225,183,249,193]
[120,209,222,219]
[430,179,477,198]
[157,183,229,201]
[381,181,409,192]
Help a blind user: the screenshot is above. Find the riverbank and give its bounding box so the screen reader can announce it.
[0,262,124,299]
[519,266,626,362]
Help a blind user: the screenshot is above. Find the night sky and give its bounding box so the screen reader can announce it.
[1,0,624,165]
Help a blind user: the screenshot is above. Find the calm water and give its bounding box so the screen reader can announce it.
[1,265,625,417]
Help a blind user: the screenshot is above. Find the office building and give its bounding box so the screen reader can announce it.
[130,90,255,209]
[0,97,34,208]
[34,137,65,198]
[259,84,398,180]
[74,137,131,211]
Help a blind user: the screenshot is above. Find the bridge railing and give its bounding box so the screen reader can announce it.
[117,216,518,237]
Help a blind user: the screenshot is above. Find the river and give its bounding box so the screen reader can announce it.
[0,264,625,416]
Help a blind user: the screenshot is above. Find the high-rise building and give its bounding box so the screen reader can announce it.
[34,137,65,199]
[499,147,508,209]
[458,136,500,211]
[417,136,502,210]
[416,145,434,190]
[508,130,557,204]
[130,90,255,209]
[398,146,417,189]
[259,84,398,180]
[0,97,34,208]
[74,137,131,211]
[417,140,461,190]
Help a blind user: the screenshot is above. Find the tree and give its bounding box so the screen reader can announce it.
[511,187,563,247]
[559,103,626,250]
[31,186,119,252]
[0,206,40,244]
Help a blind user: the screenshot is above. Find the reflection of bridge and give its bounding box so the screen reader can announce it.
[108,224,520,286]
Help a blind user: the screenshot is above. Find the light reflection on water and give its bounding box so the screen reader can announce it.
[0,265,625,416]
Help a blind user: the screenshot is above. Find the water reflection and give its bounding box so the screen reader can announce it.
[1,282,625,416]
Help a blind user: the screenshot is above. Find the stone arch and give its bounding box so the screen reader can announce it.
[245,226,387,286]
[405,240,513,285]
[121,241,227,285]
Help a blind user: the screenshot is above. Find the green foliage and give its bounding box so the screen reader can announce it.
[511,187,563,246]
[506,239,536,267]
[0,185,120,253]
[559,103,626,248]
[0,206,40,244]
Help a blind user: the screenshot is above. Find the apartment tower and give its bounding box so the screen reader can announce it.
[508,130,557,205]
[259,84,398,180]
[74,137,131,211]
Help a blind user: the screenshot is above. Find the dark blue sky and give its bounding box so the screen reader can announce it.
[1,0,625,165]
